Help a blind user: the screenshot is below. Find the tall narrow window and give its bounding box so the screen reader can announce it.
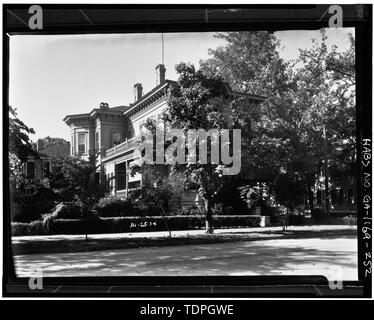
[78,133,87,155]
[71,135,74,155]
[95,131,100,150]
[43,161,51,177]
[112,132,121,147]
[26,162,35,179]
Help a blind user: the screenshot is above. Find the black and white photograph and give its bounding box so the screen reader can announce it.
[2,4,372,299]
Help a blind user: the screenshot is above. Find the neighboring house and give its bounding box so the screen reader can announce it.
[23,139,70,187]
[315,167,357,214]
[63,64,265,209]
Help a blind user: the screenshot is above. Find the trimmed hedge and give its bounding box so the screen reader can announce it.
[94,197,140,217]
[11,220,45,236]
[49,202,84,220]
[288,215,306,226]
[12,215,268,236]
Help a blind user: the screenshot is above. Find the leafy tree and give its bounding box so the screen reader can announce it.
[199,30,355,216]
[295,30,356,215]
[130,165,184,237]
[13,184,58,222]
[9,106,38,163]
[9,106,40,221]
[49,152,105,205]
[200,31,290,97]
[200,32,294,182]
[9,106,39,188]
[49,152,106,239]
[37,136,69,149]
[273,172,307,214]
[165,62,254,233]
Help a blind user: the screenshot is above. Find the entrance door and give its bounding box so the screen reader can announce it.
[115,162,127,191]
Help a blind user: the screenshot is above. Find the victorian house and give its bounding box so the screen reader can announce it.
[23,139,70,187]
[63,64,265,209]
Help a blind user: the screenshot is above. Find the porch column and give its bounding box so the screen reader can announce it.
[125,161,129,198]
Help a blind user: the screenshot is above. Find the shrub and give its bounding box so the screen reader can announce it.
[11,215,268,236]
[288,214,305,226]
[342,215,357,225]
[13,199,56,223]
[137,205,162,217]
[216,181,250,214]
[262,206,280,217]
[176,206,205,216]
[129,171,183,216]
[212,215,263,228]
[211,204,235,215]
[44,201,85,220]
[47,218,102,235]
[13,184,58,223]
[211,203,223,215]
[12,221,45,236]
[94,197,140,217]
[312,208,326,222]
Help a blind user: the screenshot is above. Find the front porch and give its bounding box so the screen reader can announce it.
[100,137,206,209]
[106,160,142,197]
[100,136,142,197]
[103,137,136,160]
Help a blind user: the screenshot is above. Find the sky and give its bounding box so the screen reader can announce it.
[9,28,354,141]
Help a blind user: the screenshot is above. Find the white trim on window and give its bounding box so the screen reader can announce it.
[77,132,88,155]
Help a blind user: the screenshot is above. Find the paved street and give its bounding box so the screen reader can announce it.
[14,233,357,280]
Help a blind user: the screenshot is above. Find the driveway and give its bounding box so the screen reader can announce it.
[14,234,357,280]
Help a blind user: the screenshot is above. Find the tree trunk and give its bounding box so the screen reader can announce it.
[160,207,172,238]
[307,186,315,218]
[204,198,214,234]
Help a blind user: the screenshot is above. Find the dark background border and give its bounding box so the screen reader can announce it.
[2,3,372,298]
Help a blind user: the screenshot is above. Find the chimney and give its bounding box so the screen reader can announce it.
[134,83,143,101]
[37,139,44,151]
[100,102,109,109]
[155,64,166,86]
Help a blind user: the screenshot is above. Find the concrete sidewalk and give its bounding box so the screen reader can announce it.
[12,225,356,244]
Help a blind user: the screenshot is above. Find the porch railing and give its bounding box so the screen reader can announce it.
[104,138,136,158]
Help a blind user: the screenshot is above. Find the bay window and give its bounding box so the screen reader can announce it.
[78,132,87,155]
